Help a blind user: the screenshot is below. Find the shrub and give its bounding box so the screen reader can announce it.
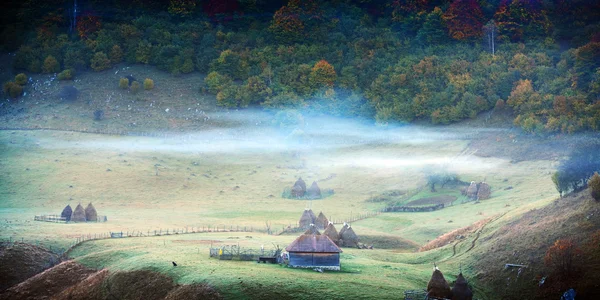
[544,239,581,279]
[110,45,123,64]
[14,73,27,85]
[494,99,505,110]
[143,78,154,90]
[42,55,60,73]
[588,172,600,201]
[57,69,74,80]
[90,52,111,71]
[131,81,140,93]
[119,78,129,89]
[93,109,104,121]
[3,82,23,98]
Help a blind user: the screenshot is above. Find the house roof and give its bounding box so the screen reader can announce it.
[285,234,343,253]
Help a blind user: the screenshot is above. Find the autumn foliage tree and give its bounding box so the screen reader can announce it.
[494,0,550,42]
[168,0,197,17]
[270,3,305,43]
[309,60,337,88]
[589,172,600,201]
[442,0,485,40]
[544,239,581,279]
[76,14,101,39]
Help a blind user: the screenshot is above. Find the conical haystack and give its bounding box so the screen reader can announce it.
[339,223,349,239]
[71,204,86,222]
[61,205,72,222]
[85,203,98,222]
[307,209,317,223]
[299,209,314,229]
[466,181,478,199]
[427,269,453,299]
[315,211,328,229]
[476,182,491,200]
[451,273,473,300]
[303,224,321,235]
[294,177,307,192]
[307,181,321,199]
[340,225,359,247]
[323,222,339,244]
[291,184,305,198]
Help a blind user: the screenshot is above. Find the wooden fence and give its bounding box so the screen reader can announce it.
[34,215,66,223]
[209,245,280,261]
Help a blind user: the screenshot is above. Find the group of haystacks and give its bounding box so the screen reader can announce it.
[291,177,321,199]
[60,203,99,222]
[463,181,491,200]
[298,209,360,248]
[427,266,473,300]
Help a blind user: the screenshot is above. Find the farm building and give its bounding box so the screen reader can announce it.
[285,225,343,271]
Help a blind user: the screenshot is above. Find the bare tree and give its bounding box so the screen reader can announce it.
[483,20,497,56]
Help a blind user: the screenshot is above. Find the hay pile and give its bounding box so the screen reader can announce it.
[298,209,314,229]
[303,224,321,235]
[323,222,339,244]
[451,273,473,300]
[307,181,321,199]
[315,212,328,229]
[291,177,307,198]
[60,205,72,222]
[476,182,491,200]
[71,204,86,222]
[339,224,359,247]
[84,203,97,222]
[427,269,453,299]
[466,182,478,199]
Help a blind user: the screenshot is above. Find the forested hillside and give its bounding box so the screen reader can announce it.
[2,0,599,133]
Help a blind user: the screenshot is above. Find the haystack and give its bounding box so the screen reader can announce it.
[85,203,98,222]
[315,211,328,229]
[466,181,478,199]
[307,209,317,223]
[291,184,305,198]
[299,209,314,229]
[323,222,339,244]
[294,177,307,192]
[427,269,453,299]
[451,273,473,300]
[61,205,72,222]
[476,182,491,200]
[339,223,349,238]
[71,204,86,222]
[304,224,321,235]
[340,225,359,247]
[307,181,321,199]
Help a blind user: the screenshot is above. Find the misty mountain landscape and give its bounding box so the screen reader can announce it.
[1,1,600,299]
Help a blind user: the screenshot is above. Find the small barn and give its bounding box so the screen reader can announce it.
[285,228,343,271]
[307,181,321,199]
[427,267,453,299]
[315,211,328,229]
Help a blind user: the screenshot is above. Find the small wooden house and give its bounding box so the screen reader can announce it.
[285,229,343,271]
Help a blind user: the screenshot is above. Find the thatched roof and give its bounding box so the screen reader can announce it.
[61,205,72,222]
[85,203,97,222]
[285,234,342,253]
[476,182,491,200]
[294,177,307,192]
[299,209,314,229]
[315,211,328,229]
[340,225,359,247]
[427,269,453,299]
[303,224,321,235]
[291,184,305,198]
[466,181,478,199]
[71,204,86,222]
[307,181,321,199]
[323,222,339,244]
[451,273,473,300]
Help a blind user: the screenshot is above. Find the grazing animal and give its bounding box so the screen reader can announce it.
[172,261,177,266]
[126,75,137,86]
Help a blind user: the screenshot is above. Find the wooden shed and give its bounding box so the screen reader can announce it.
[285,231,343,271]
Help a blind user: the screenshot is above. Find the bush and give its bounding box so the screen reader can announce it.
[109,45,123,64]
[90,52,111,71]
[553,140,600,196]
[3,82,23,98]
[588,172,600,201]
[119,78,129,89]
[93,109,104,121]
[14,73,27,85]
[42,55,60,73]
[131,81,140,93]
[57,69,74,80]
[143,78,154,90]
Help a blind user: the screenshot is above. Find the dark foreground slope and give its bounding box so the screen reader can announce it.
[471,190,600,299]
[0,242,61,292]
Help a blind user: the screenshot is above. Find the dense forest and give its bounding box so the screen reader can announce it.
[2,0,600,133]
